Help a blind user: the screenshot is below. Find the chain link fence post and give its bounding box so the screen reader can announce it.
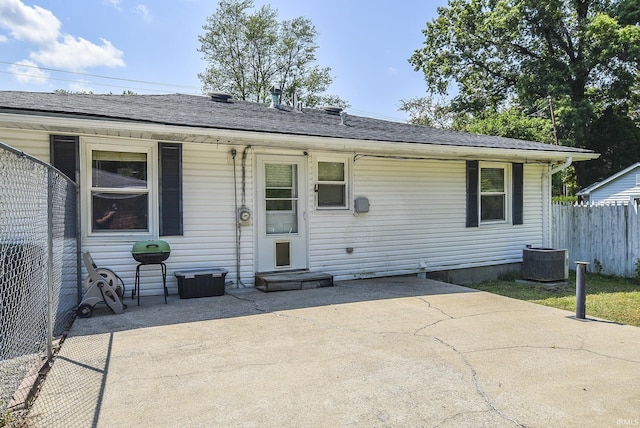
[47,169,54,361]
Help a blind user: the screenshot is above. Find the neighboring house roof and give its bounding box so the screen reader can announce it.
[577,162,640,196]
[0,91,596,160]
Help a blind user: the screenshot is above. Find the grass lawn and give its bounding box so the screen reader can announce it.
[469,271,640,327]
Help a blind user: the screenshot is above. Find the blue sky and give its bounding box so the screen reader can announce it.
[0,0,449,121]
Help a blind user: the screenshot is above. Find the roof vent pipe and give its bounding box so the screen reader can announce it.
[270,86,282,109]
[340,110,348,125]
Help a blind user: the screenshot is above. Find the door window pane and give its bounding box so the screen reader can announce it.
[266,188,293,199]
[266,199,293,211]
[265,163,298,234]
[266,164,293,187]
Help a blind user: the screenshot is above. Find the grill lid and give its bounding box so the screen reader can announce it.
[132,240,170,255]
[131,240,171,263]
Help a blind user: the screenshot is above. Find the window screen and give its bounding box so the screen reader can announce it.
[317,161,347,208]
[480,167,505,221]
[91,149,149,232]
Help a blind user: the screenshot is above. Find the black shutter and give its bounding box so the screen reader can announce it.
[466,160,479,227]
[512,163,524,225]
[50,135,79,182]
[159,143,183,236]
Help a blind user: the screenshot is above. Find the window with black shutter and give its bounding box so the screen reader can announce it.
[466,160,479,227]
[159,143,183,236]
[50,135,79,182]
[512,163,524,225]
[466,161,523,227]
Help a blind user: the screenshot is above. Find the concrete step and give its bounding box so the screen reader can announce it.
[254,271,334,292]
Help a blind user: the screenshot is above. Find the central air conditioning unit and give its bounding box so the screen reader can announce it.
[522,248,569,282]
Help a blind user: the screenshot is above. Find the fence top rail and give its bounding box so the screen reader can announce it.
[0,140,76,187]
[552,201,634,207]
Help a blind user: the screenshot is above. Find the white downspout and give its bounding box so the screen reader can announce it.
[542,157,573,247]
[546,156,573,177]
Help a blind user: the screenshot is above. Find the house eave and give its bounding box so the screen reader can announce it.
[0,112,598,163]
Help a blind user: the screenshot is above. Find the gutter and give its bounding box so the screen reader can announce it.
[545,157,572,176]
[0,113,598,162]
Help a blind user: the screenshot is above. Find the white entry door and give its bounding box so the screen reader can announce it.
[256,155,308,272]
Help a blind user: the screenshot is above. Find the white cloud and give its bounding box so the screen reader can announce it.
[106,0,122,10]
[31,35,125,71]
[0,0,125,73]
[133,5,152,23]
[69,79,94,93]
[388,67,398,75]
[0,34,8,43]
[9,59,49,84]
[0,0,60,44]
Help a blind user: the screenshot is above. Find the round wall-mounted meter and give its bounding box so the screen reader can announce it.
[238,207,251,222]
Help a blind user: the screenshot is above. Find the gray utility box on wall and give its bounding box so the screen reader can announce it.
[354,197,370,213]
[174,268,228,299]
[522,248,568,282]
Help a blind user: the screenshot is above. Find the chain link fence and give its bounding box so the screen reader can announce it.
[0,141,78,425]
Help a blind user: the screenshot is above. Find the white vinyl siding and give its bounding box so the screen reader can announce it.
[308,157,544,280]
[82,142,254,296]
[589,167,640,204]
[0,128,51,161]
[2,126,547,292]
[1,129,254,295]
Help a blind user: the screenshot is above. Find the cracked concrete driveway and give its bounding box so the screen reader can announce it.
[27,277,640,427]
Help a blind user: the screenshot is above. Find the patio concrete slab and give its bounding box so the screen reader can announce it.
[25,277,640,427]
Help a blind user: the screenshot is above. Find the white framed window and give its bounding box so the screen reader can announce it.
[84,140,156,235]
[315,155,350,210]
[480,163,509,223]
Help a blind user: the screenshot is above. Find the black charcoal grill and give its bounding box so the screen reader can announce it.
[131,240,170,305]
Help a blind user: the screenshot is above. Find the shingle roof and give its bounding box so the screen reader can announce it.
[0,91,593,155]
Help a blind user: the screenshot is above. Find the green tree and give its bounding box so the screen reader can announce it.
[408,0,640,188]
[616,0,640,25]
[400,96,555,142]
[399,95,456,128]
[580,106,640,185]
[459,107,555,143]
[54,89,94,94]
[198,0,347,108]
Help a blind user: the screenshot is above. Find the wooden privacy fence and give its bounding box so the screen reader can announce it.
[552,203,640,277]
